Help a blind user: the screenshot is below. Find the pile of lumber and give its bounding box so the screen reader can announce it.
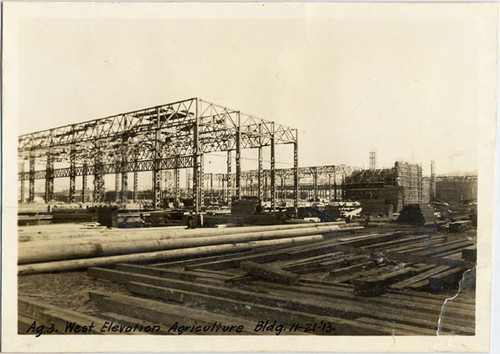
[18,222,362,275]
[18,227,476,336]
[84,227,476,336]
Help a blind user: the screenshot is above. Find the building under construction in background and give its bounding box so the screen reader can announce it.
[435,174,477,203]
[344,161,424,216]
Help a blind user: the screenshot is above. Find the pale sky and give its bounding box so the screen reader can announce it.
[16,3,495,177]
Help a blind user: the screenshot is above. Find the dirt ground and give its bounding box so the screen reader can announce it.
[18,270,133,316]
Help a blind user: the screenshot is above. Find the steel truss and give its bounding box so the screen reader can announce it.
[211,164,360,203]
[18,98,298,211]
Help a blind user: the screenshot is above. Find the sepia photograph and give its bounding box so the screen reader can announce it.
[1,1,497,352]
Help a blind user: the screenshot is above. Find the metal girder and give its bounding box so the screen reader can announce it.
[115,161,121,203]
[20,162,25,202]
[19,98,297,175]
[29,157,35,202]
[227,150,232,207]
[82,163,88,203]
[69,150,76,203]
[199,154,205,208]
[270,130,276,211]
[211,164,360,182]
[18,98,301,209]
[193,102,200,214]
[18,156,196,180]
[44,154,54,202]
[235,112,241,200]
[293,141,299,208]
[258,145,263,205]
[133,170,138,203]
[152,109,163,210]
[93,153,105,203]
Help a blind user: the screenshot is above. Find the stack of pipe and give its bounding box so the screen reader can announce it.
[18,222,362,275]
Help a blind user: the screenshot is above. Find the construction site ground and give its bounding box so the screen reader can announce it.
[18,221,476,336]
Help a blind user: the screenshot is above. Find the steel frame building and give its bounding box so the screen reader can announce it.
[207,165,360,202]
[18,98,299,213]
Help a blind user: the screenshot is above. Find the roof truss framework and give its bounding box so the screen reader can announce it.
[18,98,297,167]
[18,98,300,211]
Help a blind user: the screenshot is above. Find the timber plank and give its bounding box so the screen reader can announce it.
[90,290,258,335]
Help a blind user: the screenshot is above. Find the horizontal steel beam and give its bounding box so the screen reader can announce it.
[18,156,195,181]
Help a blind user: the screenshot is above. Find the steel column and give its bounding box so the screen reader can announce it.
[264,175,267,202]
[328,175,332,201]
[270,130,276,212]
[174,163,180,205]
[44,154,54,202]
[221,177,226,202]
[334,170,337,201]
[281,176,285,202]
[29,157,35,202]
[152,108,162,210]
[312,167,318,202]
[209,173,214,199]
[199,154,204,208]
[20,162,25,203]
[133,157,138,203]
[121,156,128,206]
[69,151,76,203]
[342,174,346,200]
[193,99,200,214]
[235,112,241,200]
[93,153,105,203]
[258,123,263,206]
[227,150,232,207]
[82,163,87,203]
[115,161,121,203]
[293,141,299,209]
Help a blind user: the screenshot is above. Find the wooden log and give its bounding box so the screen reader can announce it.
[89,290,258,335]
[125,281,395,336]
[186,232,401,272]
[100,312,172,335]
[351,267,417,296]
[414,240,474,257]
[247,280,474,333]
[19,224,361,264]
[127,281,317,325]
[301,277,475,313]
[293,279,476,325]
[284,232,406,260]
[329,261,377,277]
[18,314,36,334]
[18,296,108,335]
[462,247,477,262]
[183,237,347,271]
[332,244,475,268]
[153,248,261,268]
[115,264,230,284]
[19,221,349,244]
[240,261,300,285]
[18,235,325,275]
[361,234,432,250]
[429,266,475,293]
[390,265,449,290]
[88,267,473,333]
